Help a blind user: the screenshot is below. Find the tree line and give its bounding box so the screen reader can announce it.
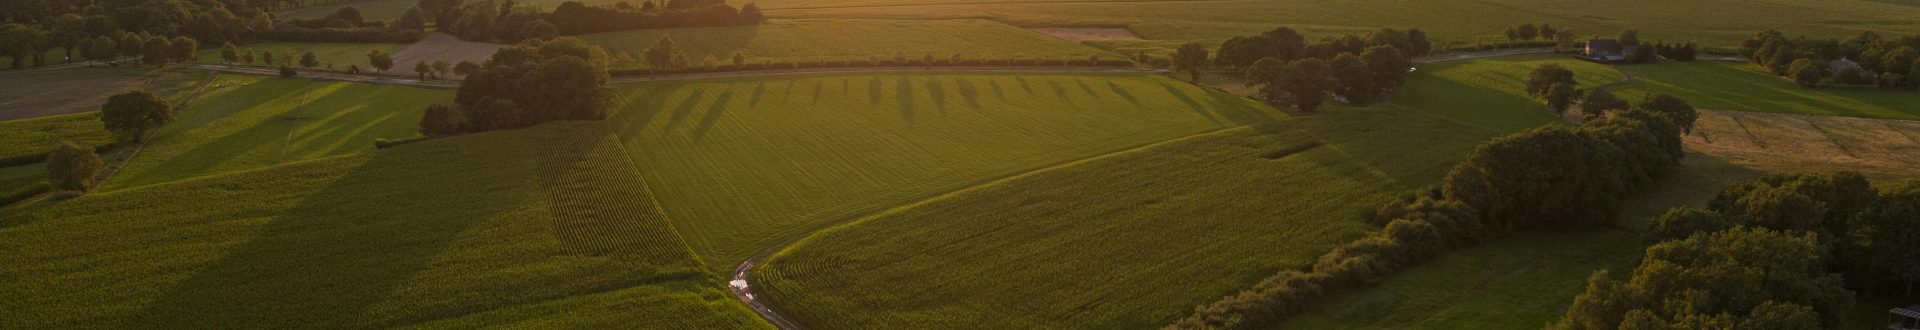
[418,37,612,136]
[0,0,267,68]
[1170,26,1425,112]
[1555,172,1920,329]
[407,0,762,45]
[1171,89,1702,329]
[1745,30,1920,90]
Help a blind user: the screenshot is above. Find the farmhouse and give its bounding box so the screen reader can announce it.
[1584,39,1632,63]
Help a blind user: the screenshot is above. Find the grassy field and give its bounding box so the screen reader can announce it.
[278,0,637,21]
[764,0,1920,51]
[0,121,770,329]
[0,67,210,121]
[580,19,1115,67]
[610,71,1278,264]
[1615,61,1920,120]
[195,42,407,72]
[748,55,1623,328]
[0,113,114,162]
[101,74,446,191]
[0,48,73,68]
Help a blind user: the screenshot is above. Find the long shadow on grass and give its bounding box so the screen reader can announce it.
[1157,81,1223,125]
[111,82,310,189]
[1107,80,1140,105]
[692,91,736,143]
[612,83,686,135]
[897,77,915,126]
[658,89,709,137]
[956,78,982,111]
[128,145,517,328]
[927,79,947,114]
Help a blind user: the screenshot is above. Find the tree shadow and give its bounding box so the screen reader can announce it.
[127,145,518,328]
[1158,80,1223,125]
[612,83,684,137]
[746,82,766,110]
[988,79,1006,102]
[896,77,915,127]
[1074,77,1098,97]
[692,90,735,143]
[1106,80,1140,105]
[868,76,883,105]
[955,78,982,111]
[927,79,946,114]
[1049,79,1079,110]
[113,81,313,188]
[1016,75,1034,95]
[658,89,709,138]
[811,80,823,106]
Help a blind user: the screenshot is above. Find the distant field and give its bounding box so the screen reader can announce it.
[580,19,1115,67]
[765,0,1920,50]
[195,42,407,73]
[0,122,769,329]
[279,0,645,21]
[0,113,114,163]
[750,55,1622,328]
[1616,61,1920,120]
[1678,109,1920,178]
[0,67,208,121]
[102,75,446,190]
[0,48,72,68]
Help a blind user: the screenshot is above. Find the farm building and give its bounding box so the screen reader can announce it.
[1584,39,1632,63]
[1830,58,1863,73]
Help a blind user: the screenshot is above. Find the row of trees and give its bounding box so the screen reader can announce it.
[1,1,282,67]
[41,90,178,196]
[1745,30,1920,89]
[1172,27,1422,112]
[419,37,612,135]
[415,0,761,44]
[1557,173,1920,328]
[1173,94,1701,329]
[1502,23,1565,43]
[549,1,763,36]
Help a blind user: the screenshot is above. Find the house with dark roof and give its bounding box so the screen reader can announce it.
[1829,58,1863,74]
[1584,39,1632,63]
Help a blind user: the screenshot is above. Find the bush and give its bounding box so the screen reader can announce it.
[373,135,433,149]
[278,66,298,77]
[45,141,101,193]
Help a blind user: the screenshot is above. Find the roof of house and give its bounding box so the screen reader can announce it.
[1830,58,1862,72]
[1586,39,1624,53]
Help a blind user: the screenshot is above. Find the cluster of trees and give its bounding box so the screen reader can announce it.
[29,89,178,198]
[1182,27,1424,112]
[45,140,102,195]
[1173,94,1701,329]
[419,37,611,135]
[1502,23,1564,43]
[1556,173,1920,328]
[1743,30,1920,89]
[1648,41,1699,62]
[0,0,280,68]
[287,6,379,29]
[549,0,762,36]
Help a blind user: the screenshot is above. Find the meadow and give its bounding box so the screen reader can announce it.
[765,0,1920,51]
[1615,61,1920,120]
[579,19,1115,66]
[749,55,1624,328]
[0,67,210,120]
[101,74,447,191]
[0,113,114,164]
[0,122,770,329]
[609,71,1278,264]
[194,42,407,72]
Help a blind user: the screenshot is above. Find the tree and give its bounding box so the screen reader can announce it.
[1554,30,1577,52]
[170,36,198,63]
[1360,46,1411,89]
[645,34,677,69]
[240,50,255,65]
[740,3,765,24]
[1407,28,1433,56]
[334,6,366,26]
[116,32,142,60]
[432,60,451,78]
[454,60,479,76]
[279,65,297,77]
[1281,58,1334,112]
[263,49,276,66]
[1552,227,1853,329]
[420,103,466,136]
[1517,23,1539,41]
[1544,82,1579,115]
[1329,53,1377,104]
[1791,59,1822,87]
[83,36,117,65]
[0,23,51,68]
[300,51,320,68]
[398,6,428,29]
[368,48,394,72]
[50,14,88,64]
[1214,35,1283,68]
[100,90,173,144]
[1245,57,1287,104]
[45,140,101,193]
[142,36,173,67]
[520,19,558,41]
[415,61,433,79]
[1869,181,1920,299]
[220,42,239,64]
[1173,42,1210,83]
[1617,29,1640,47]
[1632,93,1698,134]
[1577,88,1628,119]
[1539,24,1557,43]
[1525,63,1577,97]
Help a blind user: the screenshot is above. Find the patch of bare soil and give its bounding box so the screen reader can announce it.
[384,32,503,77]
[1685,109,1920,178]
[1029,27,1141,41]
[0,67,159,121]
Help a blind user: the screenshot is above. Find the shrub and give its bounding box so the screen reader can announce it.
[45,140,101,193]
[278,66,297,77]
[100,90,174,144]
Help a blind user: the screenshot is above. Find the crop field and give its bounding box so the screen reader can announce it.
[764,0,1920,50]
[1678,109,1920,179]
[580,19,1115,66]
[0,67,209,121]
[748,55,1623,328]
[1615,61,1920,120]
[0,122,769,329]
[194,42,407,72]
[609,72,1278,264]
[101,75,447,191]
[386,33,503,77]
[0,113,114,163]
[278,0,635,21]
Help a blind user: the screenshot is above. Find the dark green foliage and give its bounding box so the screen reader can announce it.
[45,140,100,192]
[1647,207,1733,243]
[367,48,394,72]
[1577,88,1627,119]
[1360,45,1411,90]
[278,65,296,77]
[1281,58,1333,112]
[434,37,611,134]
[299,51,320,68]
[99,90,172,144]
[1214,35,1286,68]
[1866,181,1920,298]
[1174,42,1210,83]
[1631,93,1698,134]
[1552,227,1853,329]
[1544,82,1579,115]
[1791,59,1822,87]
[1525,63,1576,97]
[1244,57,1286,104]
[1329,53,1376,104]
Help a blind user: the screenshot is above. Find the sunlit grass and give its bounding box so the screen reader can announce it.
[1616,61,1920,120]
[581,19,1114,65]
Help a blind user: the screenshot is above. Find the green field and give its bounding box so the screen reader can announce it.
[580,19,1115,66]
[278,0,634,21]
[0,113,113,162]
[195,42,407,72]
[0,48,74,68]
[748,55,1624,328]
[1616,60,1920,120]
[766,0,1920,50]
[611,72,1277,264]
[0,121,769,329]
[102,75,446,190]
